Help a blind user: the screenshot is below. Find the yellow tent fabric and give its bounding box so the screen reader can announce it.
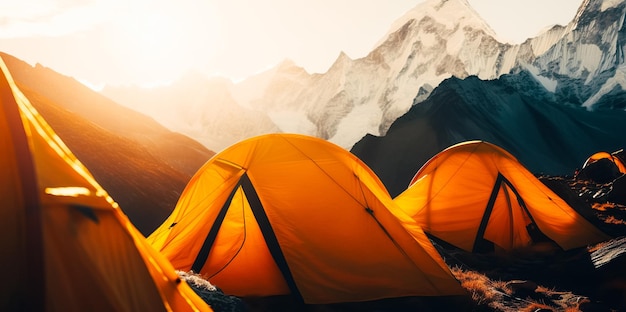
[394,141,610,253]
[582,151,626,174]
[148,133,465,304]
[0,56,211,311]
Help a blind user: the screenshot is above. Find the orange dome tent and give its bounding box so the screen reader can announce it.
[395,141,609,253]
[148,133,466,304]
[576,151,626,183]
[0,56,211,311]
[582,151,626,173]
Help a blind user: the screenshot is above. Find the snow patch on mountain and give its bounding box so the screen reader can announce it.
[527,25,568,56]
[523,64,558,92]
[602,0,623,11]
[267,111,315,134]
[328,102,383,149]
[583,64,626,108]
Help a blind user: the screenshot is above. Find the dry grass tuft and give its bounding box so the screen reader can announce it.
[177,270,218,291]
[451,266,506,306]
[592,202,610,211]
[518,302,554,311]
[450,265,595,312]
[604,215,626,225]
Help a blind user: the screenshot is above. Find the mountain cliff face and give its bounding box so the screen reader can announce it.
[518,0,626,109]
[351,71,626,197]
[1,52,215,235]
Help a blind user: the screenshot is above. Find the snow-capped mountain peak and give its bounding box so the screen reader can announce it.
[377,0,499,48]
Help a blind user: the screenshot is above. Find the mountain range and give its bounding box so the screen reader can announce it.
[103,0,626,153]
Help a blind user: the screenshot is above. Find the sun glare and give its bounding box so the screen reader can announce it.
[109,1,220,86]
[45,187,91,197]
[126,12,178,64]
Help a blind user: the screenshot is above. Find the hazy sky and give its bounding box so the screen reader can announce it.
[0,0,584,88]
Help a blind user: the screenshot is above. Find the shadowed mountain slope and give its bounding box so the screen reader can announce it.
[351,71,626,197]
[1,52,215,235]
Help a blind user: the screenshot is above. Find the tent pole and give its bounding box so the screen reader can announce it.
[240,173,305,306]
